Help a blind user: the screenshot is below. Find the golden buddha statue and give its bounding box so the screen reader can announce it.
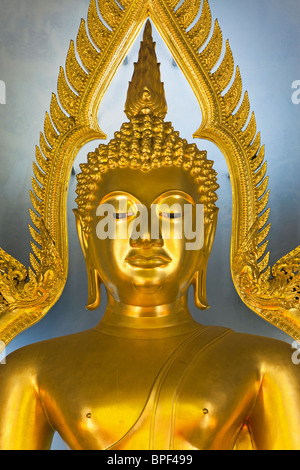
[1,20,300,452]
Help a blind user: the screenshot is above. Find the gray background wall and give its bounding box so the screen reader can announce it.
[0,0,299,449]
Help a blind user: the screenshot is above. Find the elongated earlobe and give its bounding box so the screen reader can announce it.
[86,268,101,310]
[73,208,102,310]
[193,209,218,311]
[193,265,209,310]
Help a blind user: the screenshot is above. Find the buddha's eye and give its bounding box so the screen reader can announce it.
[113,211,135,220]
[159,211,182,219]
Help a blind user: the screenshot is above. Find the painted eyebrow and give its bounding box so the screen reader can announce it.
[152,190,196,206]
[98,191,141,205]
[98,190,196,206]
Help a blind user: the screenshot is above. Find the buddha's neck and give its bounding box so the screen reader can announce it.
[96,293,202,338]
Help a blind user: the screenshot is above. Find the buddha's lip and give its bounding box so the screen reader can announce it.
[125,253,172,268]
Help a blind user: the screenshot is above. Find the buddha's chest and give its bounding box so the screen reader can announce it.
[42,343,257,450]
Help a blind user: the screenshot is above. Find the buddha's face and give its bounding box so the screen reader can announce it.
[82,166,213,307]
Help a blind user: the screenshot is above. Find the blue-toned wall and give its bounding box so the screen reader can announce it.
[0,0,299,449]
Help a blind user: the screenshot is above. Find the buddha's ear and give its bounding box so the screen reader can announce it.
[73,209,102,311]
[85,267,102,311]
[193,208,219,311]
[73,209,88,258]
[206,208,219,256]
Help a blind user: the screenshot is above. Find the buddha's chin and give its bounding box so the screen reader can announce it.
[132,282,162,295]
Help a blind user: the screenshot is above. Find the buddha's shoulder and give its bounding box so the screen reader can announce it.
[203,325,294,369]
[1,328,100,375]
[1,325,296,379]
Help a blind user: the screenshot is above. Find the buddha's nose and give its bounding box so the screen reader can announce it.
[129,222,164,248]
[129,205,164,248]
[129,233,164,249]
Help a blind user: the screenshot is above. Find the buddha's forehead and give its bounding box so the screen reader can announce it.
[97,166,199,206]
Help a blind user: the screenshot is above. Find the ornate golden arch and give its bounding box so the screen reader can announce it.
[0,0,299,345]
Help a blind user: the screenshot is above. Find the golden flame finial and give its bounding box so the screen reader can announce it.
[124,20,167,119]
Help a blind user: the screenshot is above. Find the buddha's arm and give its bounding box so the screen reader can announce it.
[248,342,300,450]
[0,350,54,450]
